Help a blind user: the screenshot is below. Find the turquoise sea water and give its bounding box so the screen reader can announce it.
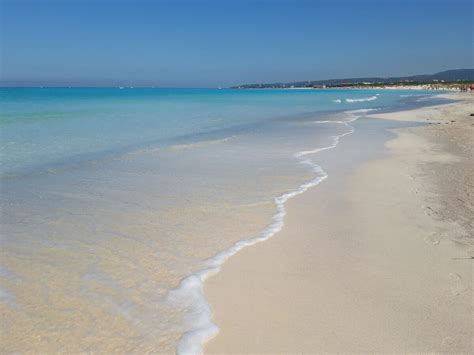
[0,88,427,177]
[0,88,438,352]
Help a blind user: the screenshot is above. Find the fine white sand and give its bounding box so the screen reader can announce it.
[204,94,473,353]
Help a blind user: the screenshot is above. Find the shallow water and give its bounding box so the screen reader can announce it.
[0,88,438,352]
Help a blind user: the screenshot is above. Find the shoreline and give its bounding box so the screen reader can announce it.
[203,93,473,352]
[172,109,365,353]
[235,85,471,92]
[3,88,450,353]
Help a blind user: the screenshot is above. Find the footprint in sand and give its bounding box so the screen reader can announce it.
[424,233,440,245]
[422,205,438,217]
[448,273,468,296]
[441,336,455,347]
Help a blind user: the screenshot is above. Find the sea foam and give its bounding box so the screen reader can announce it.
[345,95,378,103]
[167,109,373,355]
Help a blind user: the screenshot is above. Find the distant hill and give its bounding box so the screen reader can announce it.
[233,69,474,89]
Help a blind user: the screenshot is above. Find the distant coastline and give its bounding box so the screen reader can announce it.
[232,68,474,91]
[251,85,466,91]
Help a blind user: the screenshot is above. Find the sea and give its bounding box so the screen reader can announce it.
[0,87,442,353]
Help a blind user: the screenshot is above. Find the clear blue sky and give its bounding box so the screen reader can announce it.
[1,0,472,87]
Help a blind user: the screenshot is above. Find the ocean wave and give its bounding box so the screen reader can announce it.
[333,99,342,103]
[345,95,378,103]
[312,120,336,124]
[313,109,378,125]
[167,108,371,354]
[345,108,378,115]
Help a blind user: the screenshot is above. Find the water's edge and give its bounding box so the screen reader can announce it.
[0,90,450,353]
[169,92,452,353]
[168,109,371,354]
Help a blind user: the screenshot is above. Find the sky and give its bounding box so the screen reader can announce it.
[1,0,472,87]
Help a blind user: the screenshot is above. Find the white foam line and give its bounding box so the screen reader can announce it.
[345,95,378,103]
[167,109,372,355]
[312,120,343,124]
[346,108,378,114]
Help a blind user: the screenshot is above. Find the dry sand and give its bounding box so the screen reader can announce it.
[204,93,473,353]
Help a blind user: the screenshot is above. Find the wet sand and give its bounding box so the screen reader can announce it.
[204,94,473,353]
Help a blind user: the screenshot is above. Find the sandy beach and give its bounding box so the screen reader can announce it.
[204,94,473,353]
[2,0,473,352]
